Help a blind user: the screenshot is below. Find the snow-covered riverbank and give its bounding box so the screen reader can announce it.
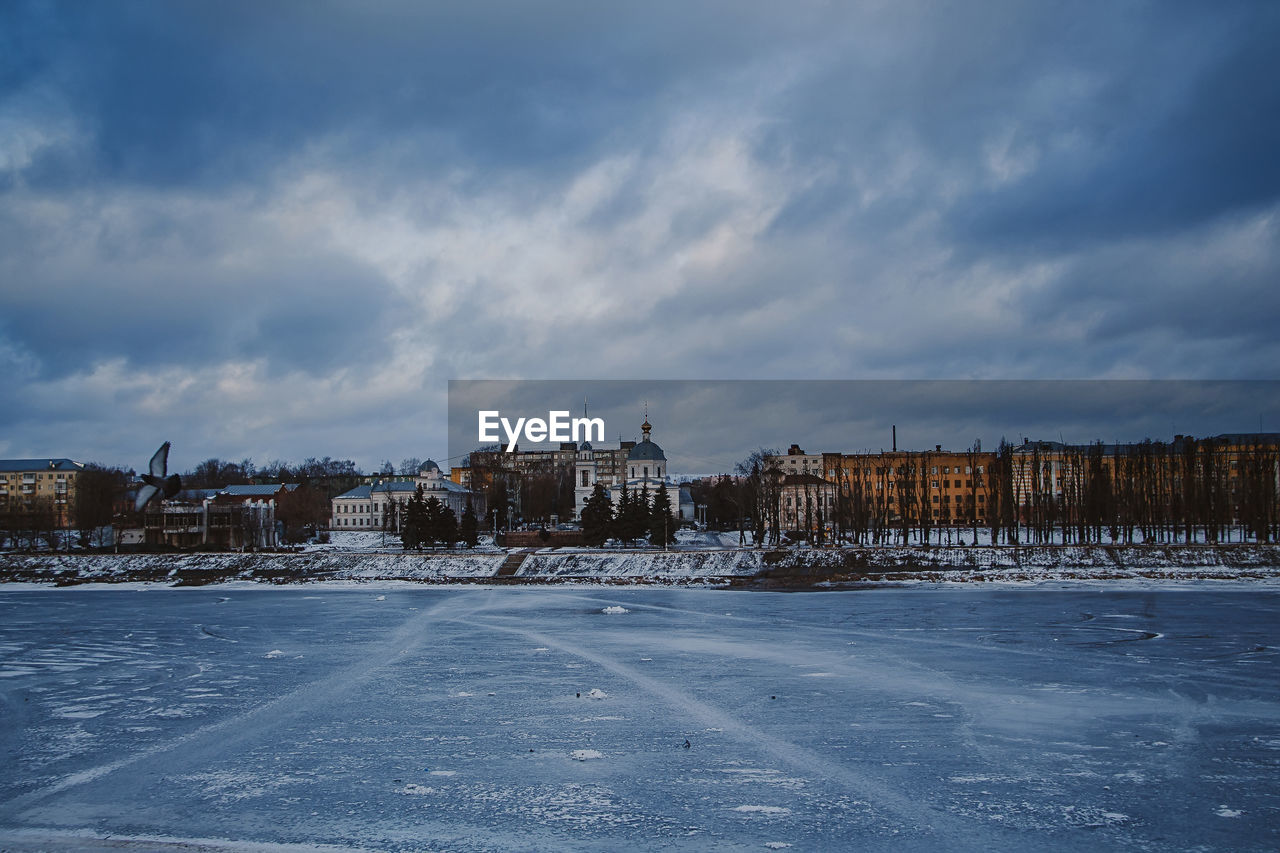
[2,543,1279,586]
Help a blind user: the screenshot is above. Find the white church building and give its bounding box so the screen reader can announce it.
[573,416,692,522]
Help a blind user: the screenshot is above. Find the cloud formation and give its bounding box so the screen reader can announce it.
[2,0,1278,470]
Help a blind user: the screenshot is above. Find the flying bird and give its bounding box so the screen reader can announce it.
[135,441,182,512]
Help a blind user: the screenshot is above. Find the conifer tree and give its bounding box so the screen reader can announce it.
[402,485,426,550]
[438,503,458,548]
[460,500,479,548]
[580,482,613,547]
[423,495,445,547]
[614,481,632,545]
[624,483,651,545]
[649,485,677,547]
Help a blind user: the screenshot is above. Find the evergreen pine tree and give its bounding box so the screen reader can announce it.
[460,500,479,548]
[650,485,677,546]
[438,503,458,548]
[615,482,632,545]
[580,482,613,547]
[423,495,445,547]
[402,485,426,550]
[628,483,652,545]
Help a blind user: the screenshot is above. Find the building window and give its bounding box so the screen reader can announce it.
[582,470,589,487]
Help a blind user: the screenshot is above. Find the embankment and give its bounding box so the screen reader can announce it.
[2,544,1279,587]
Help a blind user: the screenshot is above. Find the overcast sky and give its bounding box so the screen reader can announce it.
[448,380,1280,477]
[2,1,1278,474]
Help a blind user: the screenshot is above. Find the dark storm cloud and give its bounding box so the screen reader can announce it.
[760,2,1280,250]
[0,0,825,191]
[0,197,407,379]
[2,1,1278,469]
[954,10,1280,251]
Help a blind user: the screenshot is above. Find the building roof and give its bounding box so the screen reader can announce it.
[0,458,84,472]
[782,472,829,487]
[1212,432,1280,446]
[175,488,221,502]
[221,483,299,496]
[627,438,666,462]
[1013,440,1069,453]
[417,477,472,494]
[335,485,373,500]
[335,478,475,501]
[373,481,420,494]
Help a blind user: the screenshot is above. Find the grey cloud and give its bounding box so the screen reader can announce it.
[0,231,406,379]
[448,380,1280,476]
[3,1,1279,469]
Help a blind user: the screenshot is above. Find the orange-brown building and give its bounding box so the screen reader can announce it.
[769,445,997,531]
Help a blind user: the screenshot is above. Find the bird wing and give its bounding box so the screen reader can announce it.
[134,483,160,513]
[149,442,171,478]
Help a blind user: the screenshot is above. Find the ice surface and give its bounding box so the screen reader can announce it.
[0,585,1277,851]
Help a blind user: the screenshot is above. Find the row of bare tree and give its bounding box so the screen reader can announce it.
[725,437,1279,547]
[1005,438,1279,545]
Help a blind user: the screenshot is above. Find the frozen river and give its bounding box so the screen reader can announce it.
[0,584,1277,851]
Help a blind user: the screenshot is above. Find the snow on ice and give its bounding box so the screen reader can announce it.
[0,585,1277,851]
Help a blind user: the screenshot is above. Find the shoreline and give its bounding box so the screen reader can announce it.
[2,543,1279,589]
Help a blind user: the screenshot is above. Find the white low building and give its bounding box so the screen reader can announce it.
[331,461,484,530]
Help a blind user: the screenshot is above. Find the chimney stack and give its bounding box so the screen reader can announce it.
[892,425,897,453]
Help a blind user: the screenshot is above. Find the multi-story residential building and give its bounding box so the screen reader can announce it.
[463,440,637,490]
[779,472,836,532]
[0,458,85,527]
[766,444,998,534]
[768,445,824,477]
[826,446,998,529]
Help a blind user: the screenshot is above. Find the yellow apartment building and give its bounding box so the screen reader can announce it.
[0,458,85,527]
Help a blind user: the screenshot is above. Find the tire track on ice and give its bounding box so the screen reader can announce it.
[466,616,1011,846]
[0,590,497,819]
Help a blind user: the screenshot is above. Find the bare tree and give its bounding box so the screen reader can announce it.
[74,464,129,548]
